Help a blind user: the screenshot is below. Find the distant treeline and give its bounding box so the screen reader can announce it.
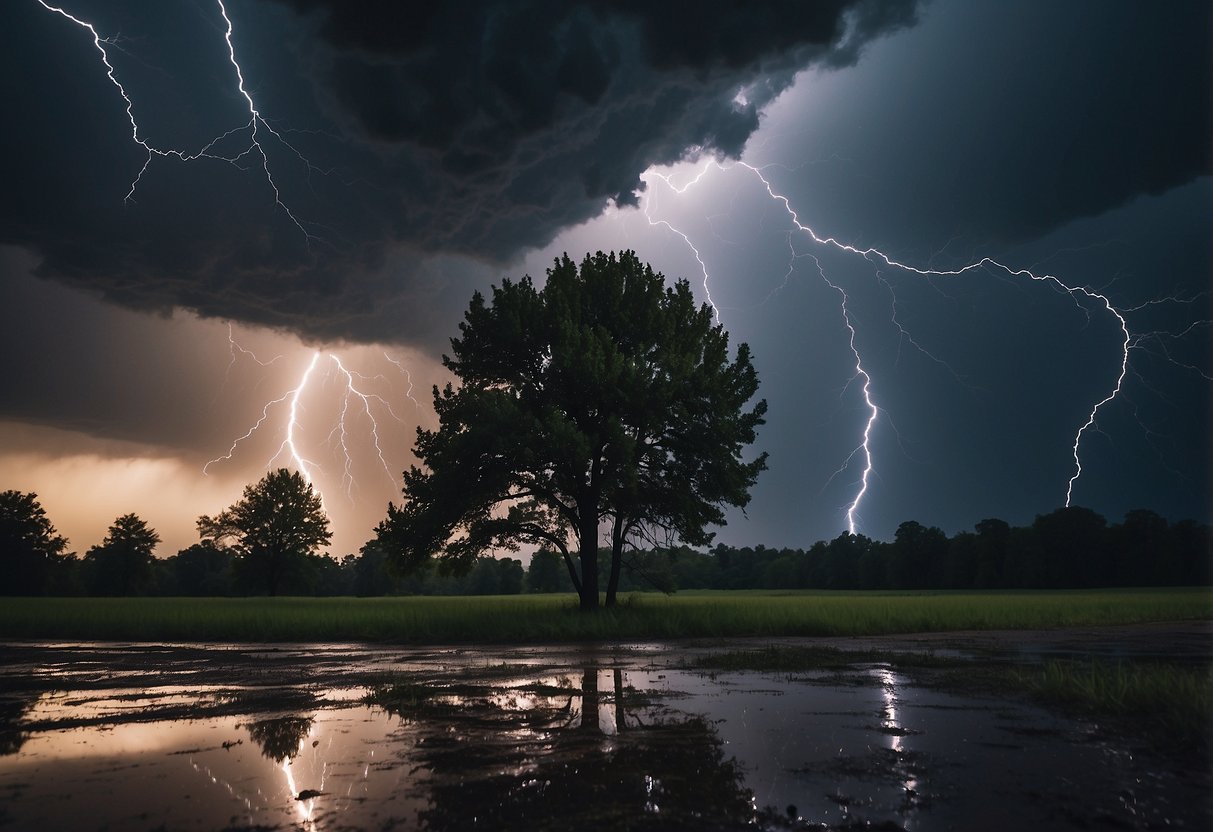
[525,506,1212,594]
[636,508,1212,593]
[14,542,527,598]
[4,505,1210,596]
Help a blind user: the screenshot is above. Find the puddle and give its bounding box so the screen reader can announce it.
[0,638,1208,830]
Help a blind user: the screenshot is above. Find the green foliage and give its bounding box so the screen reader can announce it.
[197,468,332,596]
[526,548,573,593]
[83,513,160,596]
[0,490,71,596]
[377,250,766,610]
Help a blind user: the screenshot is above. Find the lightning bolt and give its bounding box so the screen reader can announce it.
[384,353,424,410]
[206,335,423,511]
[40,1,429,521]
[328,355,402,495]
[206,351,323,483]
[808,254,879,532]
[640,159,1151,531]
[641,167,721,321]
[36,0,319,245]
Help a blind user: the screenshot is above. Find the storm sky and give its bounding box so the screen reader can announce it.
[1,0,1209,557]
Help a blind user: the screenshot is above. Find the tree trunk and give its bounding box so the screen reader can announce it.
[578,537,598,610]
[605,515,624,607]
[574,489,599,613]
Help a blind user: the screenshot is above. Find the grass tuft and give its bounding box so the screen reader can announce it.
[1016,659,1213,740]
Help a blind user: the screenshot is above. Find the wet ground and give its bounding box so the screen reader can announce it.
[0,623,1209,830]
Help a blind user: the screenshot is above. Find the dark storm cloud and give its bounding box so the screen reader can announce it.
[1,0,917,347]
[757,0,1213,259]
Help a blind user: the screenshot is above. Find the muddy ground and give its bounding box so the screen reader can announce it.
[0,622,1209,830]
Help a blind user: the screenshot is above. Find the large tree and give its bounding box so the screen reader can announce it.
[0,490,70,596]
[376,250,767,610]
[198,468,332,596]
[83,513,160,596]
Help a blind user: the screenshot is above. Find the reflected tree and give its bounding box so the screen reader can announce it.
[383,665,761,830]
[246,716,315,763]
[0,697,34,756]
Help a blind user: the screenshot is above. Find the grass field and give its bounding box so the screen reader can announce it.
[0,587,1208,644]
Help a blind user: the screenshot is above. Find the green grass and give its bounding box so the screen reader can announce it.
[0,587,1207,643]
[1016,659,1213,739]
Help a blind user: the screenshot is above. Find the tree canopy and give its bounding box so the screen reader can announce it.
[83,513,160,596]
[0,490,70,596]
[376,250,767,609]
[198,468,332,596]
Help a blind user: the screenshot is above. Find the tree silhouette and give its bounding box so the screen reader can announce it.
[526,548,571,593]
[198,468,332,596]
[166,540,235,596]
[84,513,160,596]
[1029,506,1109,587]
[0,490,70,596]
[376,251,767,610]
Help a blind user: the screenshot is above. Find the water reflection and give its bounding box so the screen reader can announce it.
[0,641,1207,831]
[375,663,760,830]
[0,697,33,755]
[246,715,316,762]
[872,665,922,823]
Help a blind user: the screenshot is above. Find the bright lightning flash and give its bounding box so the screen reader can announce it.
[205,339,421,507]
[639,160,1199,534]
[36,0,319,245]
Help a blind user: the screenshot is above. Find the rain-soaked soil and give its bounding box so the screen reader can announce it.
[0,622,1209,831]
